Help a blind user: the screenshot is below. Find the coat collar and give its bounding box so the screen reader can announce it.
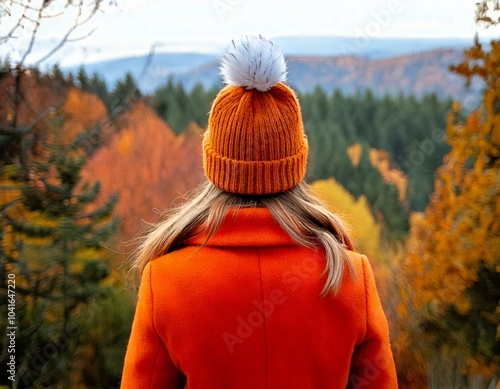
[185,207,296,247]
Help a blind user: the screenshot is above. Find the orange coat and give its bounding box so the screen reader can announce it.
[121,208,398,389]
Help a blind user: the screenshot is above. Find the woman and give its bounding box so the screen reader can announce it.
[121,36,398,389]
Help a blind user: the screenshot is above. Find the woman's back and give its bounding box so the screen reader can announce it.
[121,208,396,388]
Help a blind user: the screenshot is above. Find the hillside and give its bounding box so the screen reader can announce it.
[64,52,218,93]
[62,36,478,99]
[180,49,481,101]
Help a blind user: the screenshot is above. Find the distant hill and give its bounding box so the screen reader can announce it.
[63,36,480,100]
[64,52,218,92]
[272,36,471,58]
[179,49,481,101]
[287,49,480,99]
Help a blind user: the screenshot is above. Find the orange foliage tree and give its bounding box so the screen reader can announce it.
[401,37,500,386]
[83,103,206,246]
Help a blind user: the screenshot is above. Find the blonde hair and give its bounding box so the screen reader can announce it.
[129,181,355,296]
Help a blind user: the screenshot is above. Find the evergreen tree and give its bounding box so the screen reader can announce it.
[89,72,111,110]
[50,63,66,84]
[76,66,90,90]
[153,78,218,134]
[0,85,119,387]
[2,140,118,388]
[110,72,141,114]
[0,56,13,74]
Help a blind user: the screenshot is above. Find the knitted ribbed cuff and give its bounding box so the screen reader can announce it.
[203,140,308,195]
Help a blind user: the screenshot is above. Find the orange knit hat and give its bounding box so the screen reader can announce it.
[203,36,308,195]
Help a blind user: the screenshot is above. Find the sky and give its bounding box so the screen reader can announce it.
[1,0,499,66]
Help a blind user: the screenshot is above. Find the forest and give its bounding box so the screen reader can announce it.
[0,1,499,388]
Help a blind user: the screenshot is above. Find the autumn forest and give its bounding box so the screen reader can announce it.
[1,1,499,388]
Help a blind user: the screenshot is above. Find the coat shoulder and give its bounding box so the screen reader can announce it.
[344,249,368,279]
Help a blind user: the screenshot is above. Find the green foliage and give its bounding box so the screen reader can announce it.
[0,56,13,73]
[76,66,90,91]
[299,88,452,213]
[109,72,141,114]
[0,85,119,387]
[88,72,112,109]
[153,77,218,134]
[48,63,68,85]
[421,263,500,358]
[71,68,139,115]
[72,286,135,388]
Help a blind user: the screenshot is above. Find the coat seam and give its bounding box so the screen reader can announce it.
[256,248,269,389]
[362,256,368,342]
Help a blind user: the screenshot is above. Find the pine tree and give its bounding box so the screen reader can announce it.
[110,72,141,114]
[89,72,111,110]
[0,85,119,387]
[50,63,66,84]
[76,66,90,90]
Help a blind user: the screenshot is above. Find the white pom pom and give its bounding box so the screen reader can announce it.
[220,35,287,92]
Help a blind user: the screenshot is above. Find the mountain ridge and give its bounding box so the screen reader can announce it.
[179,48,481,101]
[63,36,480,101]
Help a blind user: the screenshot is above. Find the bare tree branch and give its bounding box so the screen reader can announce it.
[66,26,98,43]
[35,0,103,65]
[19,4,46,65]
[0,7,27,43]
[0,104,60,136]
[1,1,105,64]
[41,10,65,19]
